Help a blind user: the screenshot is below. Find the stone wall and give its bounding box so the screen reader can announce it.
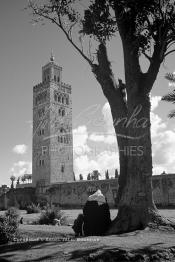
[152,174,175,206]
[47,174,175,208]
[0,187,36,210]
[1,174,175,210]
[48,179,118,208]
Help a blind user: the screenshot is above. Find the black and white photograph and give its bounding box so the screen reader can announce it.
[0,0,175,261]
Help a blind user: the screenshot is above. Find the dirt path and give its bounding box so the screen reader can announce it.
[0,227,175,261]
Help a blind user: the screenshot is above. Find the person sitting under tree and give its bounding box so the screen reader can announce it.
[72,189,111,236]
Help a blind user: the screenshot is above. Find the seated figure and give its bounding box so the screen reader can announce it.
[72,189,111,236]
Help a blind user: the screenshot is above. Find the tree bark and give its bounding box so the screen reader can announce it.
[107,91,171,234]
[92,44,129,205]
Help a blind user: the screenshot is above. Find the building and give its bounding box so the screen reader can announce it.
[32,54,74,189]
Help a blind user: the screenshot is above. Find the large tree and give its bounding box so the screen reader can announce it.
[28,0,175,233]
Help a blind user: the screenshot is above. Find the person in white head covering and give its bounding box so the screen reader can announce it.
[83,189,111,236]
[87,189,106,205]
[72,189,111,236]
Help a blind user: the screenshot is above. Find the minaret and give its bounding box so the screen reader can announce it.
[32,55,73,188]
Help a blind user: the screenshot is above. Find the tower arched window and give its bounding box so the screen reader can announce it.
[62,110,65,117]
[54,75,56,82]
[58,108,61,115]
[62,97,64,104]
[66,98,69,105]
[58,96,61,102]
[60,137,63,143]
[61,164,65,173]
[57,76,60,82]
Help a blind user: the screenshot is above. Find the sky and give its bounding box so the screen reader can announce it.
[1,0,175,186]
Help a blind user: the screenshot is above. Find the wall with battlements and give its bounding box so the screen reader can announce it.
[1,174,175,210]
[46,174,175,208]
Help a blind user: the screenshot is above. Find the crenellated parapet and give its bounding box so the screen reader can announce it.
[33,82,43,92]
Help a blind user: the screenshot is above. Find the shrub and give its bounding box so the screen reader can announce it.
[26,203,41,214]
[5,207,20,221]
[0,207,19,245]
[37,207,68,225]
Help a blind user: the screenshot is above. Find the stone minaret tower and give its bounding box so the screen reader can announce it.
[32,54,73,188]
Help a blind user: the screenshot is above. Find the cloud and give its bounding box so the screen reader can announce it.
[152,129,175,174]
[73,125,91,156]
[150,96,175,174]
[74,96,175,177]
[101,98,175,175]
[74,155,99,178]
[150,112,166,138]
[150,96,161,111]
[12,144,28,154]
[88,103,116,145]
[89,133,116,145]
[10,161,32,178]
[74,150,119,180]
[102,102,114,133]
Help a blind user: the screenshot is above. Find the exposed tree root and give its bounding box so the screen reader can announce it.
[106,206,175,235]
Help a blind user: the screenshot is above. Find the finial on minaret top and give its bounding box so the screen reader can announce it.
[50,50,55,62]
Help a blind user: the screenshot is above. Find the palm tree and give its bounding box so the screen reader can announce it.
[28,174,32,183]
[162,73,175,118]
[21,176,26,183]
[16,177,20,185]
[10,175,16,189]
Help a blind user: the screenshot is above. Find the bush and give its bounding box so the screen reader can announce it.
[26,203,41,214]
[37,207,68,225]
[5,207,20,221]
[0,207,19,245]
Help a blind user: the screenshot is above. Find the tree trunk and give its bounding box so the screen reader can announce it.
[93,43,173,234]
[107,93,170,234]
[109,104,128,205]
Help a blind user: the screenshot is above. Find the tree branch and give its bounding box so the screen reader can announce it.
[29,1,93,67]
[144,42,162,93]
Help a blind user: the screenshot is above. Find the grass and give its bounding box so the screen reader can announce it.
[1,208,175,225]
[0,209,175,261]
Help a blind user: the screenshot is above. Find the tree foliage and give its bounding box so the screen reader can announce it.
[105,170,109,179]
[91,170,101,180]
[28,0,175,94]
[162,72,175,118]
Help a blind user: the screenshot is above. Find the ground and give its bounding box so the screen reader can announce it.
[0,209,175,261]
